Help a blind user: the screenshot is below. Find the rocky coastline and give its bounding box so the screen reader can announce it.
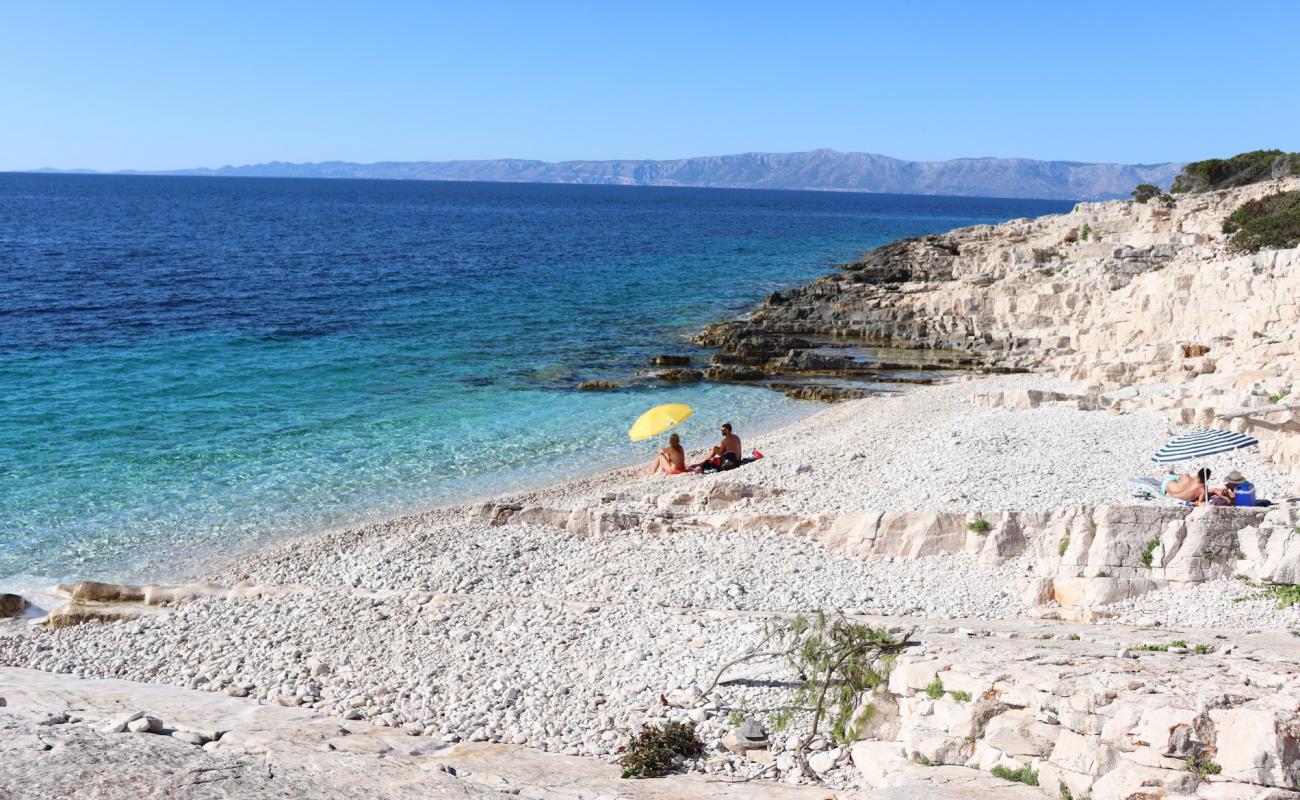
[4,173,1300,799]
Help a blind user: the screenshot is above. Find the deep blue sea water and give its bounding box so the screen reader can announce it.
[0,174,1072,587]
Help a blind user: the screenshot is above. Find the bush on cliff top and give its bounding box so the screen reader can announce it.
[1221,190,1300,252]
[1172,149,1300,193]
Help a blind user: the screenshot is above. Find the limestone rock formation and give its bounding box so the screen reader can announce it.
[695,176,1300,485]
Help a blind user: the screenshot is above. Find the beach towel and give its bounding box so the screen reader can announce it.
[1126,477,1193,506]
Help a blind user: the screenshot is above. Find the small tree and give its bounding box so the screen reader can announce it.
[1131,184,1163,203]
[698,611,913,774]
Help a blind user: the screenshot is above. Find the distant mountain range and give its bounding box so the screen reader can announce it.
[30,149,1184,200]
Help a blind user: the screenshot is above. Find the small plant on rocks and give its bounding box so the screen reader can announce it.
[991,764,1039,786]
[1239,581,1300,608]
[967,517,992,534]
[1067,633,1081,641]
[948,689,971,702]
[1059,536,1070,557]
[1186,754,1222,781]
[925,678,945,699]
[619,721,702,778]
[1194,643,1211,655]
[1139,538,1160,568]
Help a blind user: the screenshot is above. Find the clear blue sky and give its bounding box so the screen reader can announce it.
[3,1,1298,171]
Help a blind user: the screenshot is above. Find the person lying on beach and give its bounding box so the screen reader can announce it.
[1162,467,1210,504]
[693,422,742,471]
[649,433,687,475]
[1209,469,1246,505]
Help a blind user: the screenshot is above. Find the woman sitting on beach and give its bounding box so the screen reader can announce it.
[649,433,687,475]
[1162,467,1211,504]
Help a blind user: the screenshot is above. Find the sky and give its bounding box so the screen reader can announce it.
[3,1,1298,172]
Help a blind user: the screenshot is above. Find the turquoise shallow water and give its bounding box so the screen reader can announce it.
[0,174,1071,587]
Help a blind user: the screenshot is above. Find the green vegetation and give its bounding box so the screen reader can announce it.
[1221,190,1300,252]
[741,611,908,750]
[1059,536,1070,557]
[1067,633,1080,641]
[1268,389,1290,403]
[1194,643,1211,655]
[1139,538,1160,568]
[926,678,946,700]
[1095,570,1109,578]
[967,517,992,534]
[948,689,971,702]
[991,764,1039,786]
[620,721,702,778]
[1133,643,1169,652]
[1249,582,1300,608]
[1186,754,1222,781]
[1172,149,1300,193]
[1131,184,1163,203]
[1079,224,1091,241]
[1170,640,1187,648]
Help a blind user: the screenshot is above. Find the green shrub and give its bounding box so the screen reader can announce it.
[967,517,992,534]
[1139,538,1160,568]
[1079,224,1091,241]
[1173,149,1300,193]
[620,721,702,778]
[1170,640,1187,648]
[1194,643,1210,655]
[1131,184,1164,203]
[991,764,1039,786]
[1186,754,1222,780]
[948,689,971,702]
[926,679,945,699]
[1059,536,1070,557]
[1221,191,1300,252]
[1067,633,1081,641]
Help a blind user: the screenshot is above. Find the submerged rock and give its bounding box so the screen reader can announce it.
[576,380,621,391]
[0,594,26,618]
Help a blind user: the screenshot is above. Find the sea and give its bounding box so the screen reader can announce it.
[0,173,1072,588]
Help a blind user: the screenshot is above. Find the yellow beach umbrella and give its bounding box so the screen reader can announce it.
[629,403,693,442]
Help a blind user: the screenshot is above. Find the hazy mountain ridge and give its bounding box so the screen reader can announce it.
[32,149,1184,200]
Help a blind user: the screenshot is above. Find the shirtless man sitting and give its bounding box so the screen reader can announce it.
[695,422,742,470]
[1162,467,1210,503]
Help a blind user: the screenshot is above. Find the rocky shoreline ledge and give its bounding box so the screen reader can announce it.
[4,171,1300,799]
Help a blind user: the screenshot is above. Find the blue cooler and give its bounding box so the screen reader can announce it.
[1234,481,1256,507]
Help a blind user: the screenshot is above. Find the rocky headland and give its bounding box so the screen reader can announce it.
[4,154,1300,800]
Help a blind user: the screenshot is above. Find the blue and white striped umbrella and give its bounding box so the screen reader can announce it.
[1152,429,1259,464]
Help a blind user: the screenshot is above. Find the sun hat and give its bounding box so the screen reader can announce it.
[1224,469,1246,484]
